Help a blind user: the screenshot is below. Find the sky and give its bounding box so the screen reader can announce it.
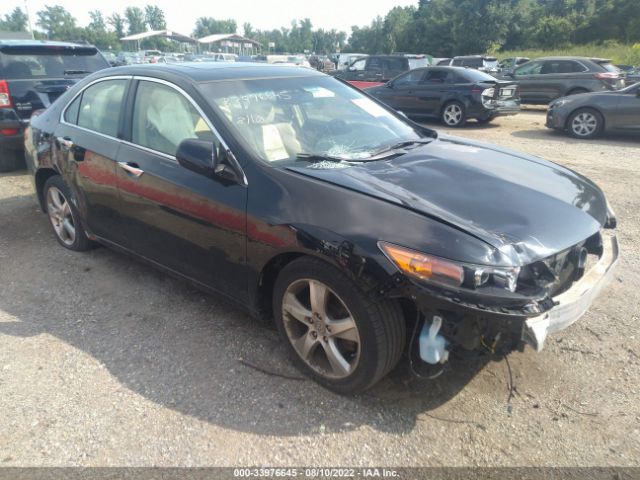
[3,0,418,36]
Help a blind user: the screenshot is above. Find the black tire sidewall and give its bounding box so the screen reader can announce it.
[43,176,91,251]
[568,108,603,139]
[442,101,466,127]
[273,258,390,394]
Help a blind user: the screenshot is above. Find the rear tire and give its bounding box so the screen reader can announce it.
[567,108,604,139]
[441,101,467,127]
[43,175,94,251]
[273,257,406,394]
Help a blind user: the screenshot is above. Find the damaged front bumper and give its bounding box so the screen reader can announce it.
[522,231,619,351]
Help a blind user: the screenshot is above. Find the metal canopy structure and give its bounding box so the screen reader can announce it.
[197,33,262,55]
[120,29,197,43]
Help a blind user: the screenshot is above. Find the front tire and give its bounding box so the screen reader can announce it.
[43,176,93,251]
[567,108,603,139]
[441,101,467,127]
[273,257,405,394]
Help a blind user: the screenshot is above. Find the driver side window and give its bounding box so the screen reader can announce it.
[393,69,425,87]
[515,61,543,76]
[131,80,216,157]
[350,59,366,71]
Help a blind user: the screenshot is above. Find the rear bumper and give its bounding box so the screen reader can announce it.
[0,131,24,151]
[522,231,619,351]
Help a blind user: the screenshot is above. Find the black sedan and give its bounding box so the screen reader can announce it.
[366,66,520,127]
[546,83,640,139]
[25,63,618,393]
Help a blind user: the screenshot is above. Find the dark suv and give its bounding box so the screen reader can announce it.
[329,55,410,89]
[0,40,110,171]
[500,56,625,104]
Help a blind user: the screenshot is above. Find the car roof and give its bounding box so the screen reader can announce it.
[0,39,95,48]
[536,56,611,62]
[98,62,323,82]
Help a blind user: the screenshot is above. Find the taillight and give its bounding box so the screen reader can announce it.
[594,72,619,80]
[0,80,13,108]
[0,128,19,136]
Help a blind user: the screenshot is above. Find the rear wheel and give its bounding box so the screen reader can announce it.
[273,257,405,394]
[44,176,93,251]
[441,101,466,127]
[567,108,603,139]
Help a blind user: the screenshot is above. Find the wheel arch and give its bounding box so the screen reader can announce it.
[35,167,60,212]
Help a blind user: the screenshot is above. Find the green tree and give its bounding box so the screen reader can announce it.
[124,6,146,35]
[192,17,237,37]
[144,5,166,30]
[108,13,125,40]
[0,7,28,32]
[36,5,78,40]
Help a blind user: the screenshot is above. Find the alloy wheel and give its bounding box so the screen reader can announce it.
[47,186,76,246]
[571,112,598,137]
[443,104,463,126]
[281,278,361,379]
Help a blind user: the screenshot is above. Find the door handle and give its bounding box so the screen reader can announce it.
[57,136,74,150]
[118,161,144,177]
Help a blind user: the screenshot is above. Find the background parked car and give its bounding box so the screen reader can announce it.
[500,56,625,104]
[434,58,452,66]
[115,51,143,66]
[499,56,529,71]
[546,82,640,139]
[449,55,500,74]
[330,54,410,89]
[142,50,162,63]
[336,53,368,70]
[0,39,110,171]
[367,66,520,127]
[616,65,640,87]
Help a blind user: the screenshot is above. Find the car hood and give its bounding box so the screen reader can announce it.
[286,136,607,266]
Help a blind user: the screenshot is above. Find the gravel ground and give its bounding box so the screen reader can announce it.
[0,109,639,467]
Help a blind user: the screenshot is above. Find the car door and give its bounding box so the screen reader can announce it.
[412,69,454,115]
[55,76,130,246]
[376,69,426,113]
[538,60,584,101]
[611,85,640,131]
[340,57,366,82]
[382,57,408,82]
[116,78,248,299]
[513,61,544,102]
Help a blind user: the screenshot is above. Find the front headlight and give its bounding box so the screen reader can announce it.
[379,242,520,292]
[551,99,571,108]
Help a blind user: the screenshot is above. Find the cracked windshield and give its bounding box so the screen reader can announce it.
[202,76,426,163]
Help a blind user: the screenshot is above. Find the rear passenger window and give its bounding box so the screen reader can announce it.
[76,80,127,137]
[132,80,215,157]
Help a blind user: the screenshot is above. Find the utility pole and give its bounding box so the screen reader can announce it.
[23,0,35,39]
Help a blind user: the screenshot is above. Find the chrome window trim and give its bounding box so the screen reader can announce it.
[58,74,247,186]
[59,75,132,127]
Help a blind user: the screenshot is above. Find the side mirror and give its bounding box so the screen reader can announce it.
[348,66,356,71]
[176,138,242,184]
[176,139,217,178]
[386,80,394,88]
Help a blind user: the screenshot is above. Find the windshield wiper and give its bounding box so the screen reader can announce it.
[64,69,92,75]
[295,153,346,163]
[372,139,433,156]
